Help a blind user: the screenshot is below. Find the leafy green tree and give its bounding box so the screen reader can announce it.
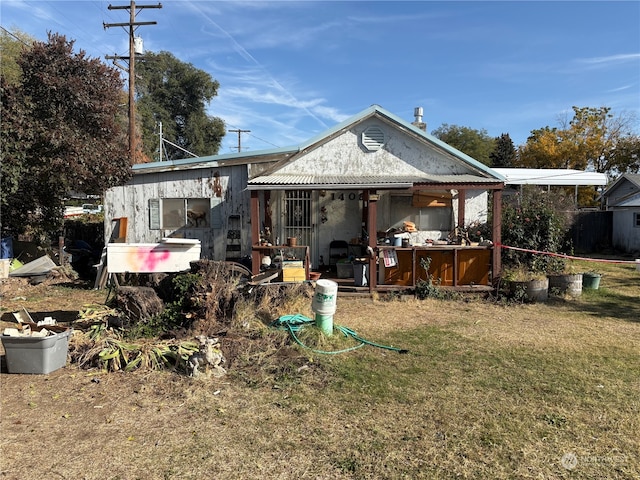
[489,133,517,167]
[609,135,640,175]
[518,106,639,177]
[136,51,226,161]
[431,124,496,166]
[0,28,35,85]
[1,33,131,241]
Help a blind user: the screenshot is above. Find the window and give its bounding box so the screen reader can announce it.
[389,195,452,231]
[635,212,640,228]
[149,198,211,229]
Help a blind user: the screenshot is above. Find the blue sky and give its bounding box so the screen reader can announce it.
[2,0,639,155]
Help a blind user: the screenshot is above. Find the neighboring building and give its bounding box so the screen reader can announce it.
[492,168,607,204]
[602,174,640,253]
[104,105,506,290]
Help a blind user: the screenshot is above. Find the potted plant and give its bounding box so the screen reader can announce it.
[547,261,583,297]
[581,270,602,290]
[501,185,575,296]
[503,266,549,303]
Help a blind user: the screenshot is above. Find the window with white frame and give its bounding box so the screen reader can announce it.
[149,198,211,229]
[634,212,640,228]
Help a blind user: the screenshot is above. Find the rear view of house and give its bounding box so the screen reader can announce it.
[104,105,506,290]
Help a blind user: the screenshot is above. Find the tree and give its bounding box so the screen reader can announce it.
[489,133,517,167]
[516,127,570,169]
[0,28,35,85]
[518,106,640,178]
[431,124,496,166]
[136,51,226,161]
[0,33,131,240]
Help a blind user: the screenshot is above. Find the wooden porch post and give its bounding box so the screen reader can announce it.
[457,189,466,228]
[492,189,502,282]
[366,190,378,292]
[250,190,261,275]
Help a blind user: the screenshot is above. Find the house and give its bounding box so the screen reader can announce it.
[104,105,506,291]
[602,173,640,253]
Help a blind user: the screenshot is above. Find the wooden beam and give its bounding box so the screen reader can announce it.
[492,189,502,282]
[250,191,261,275]
[457,189,466,228]
[366,189,378,292]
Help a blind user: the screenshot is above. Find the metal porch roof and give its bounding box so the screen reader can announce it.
[246,173,501,190]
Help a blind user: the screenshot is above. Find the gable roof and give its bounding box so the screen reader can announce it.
[248,104,505,190]
[602,173,640,196]
[614,191,640,208]
[131,104,505,187]
[602,173,640,208]
[299,105,501,178]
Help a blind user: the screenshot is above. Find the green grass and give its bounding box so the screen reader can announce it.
[302,322,640,478]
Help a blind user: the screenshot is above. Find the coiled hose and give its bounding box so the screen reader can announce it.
[271,314,408,355]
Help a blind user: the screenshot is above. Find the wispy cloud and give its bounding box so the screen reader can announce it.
[578,53,640,65]
[185,0,336,130]
[607,84,635,93]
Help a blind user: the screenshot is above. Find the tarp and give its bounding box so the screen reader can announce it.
[9,255,57,277]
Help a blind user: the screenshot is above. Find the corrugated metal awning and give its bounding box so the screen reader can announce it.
[247,173,499,190]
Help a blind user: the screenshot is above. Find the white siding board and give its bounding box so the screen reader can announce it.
[612,210,640,252]
[279,118,479,178]
[104,165,249,261]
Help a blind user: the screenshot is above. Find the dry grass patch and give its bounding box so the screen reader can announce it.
[1,259,639,479]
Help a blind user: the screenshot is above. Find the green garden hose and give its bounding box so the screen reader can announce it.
[271,314,408,355]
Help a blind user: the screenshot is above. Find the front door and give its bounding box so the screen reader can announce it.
[283,190,313,250]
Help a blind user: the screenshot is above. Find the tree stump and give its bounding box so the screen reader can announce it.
[115,286,164,326]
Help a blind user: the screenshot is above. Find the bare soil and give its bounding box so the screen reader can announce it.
[1,262,639,479]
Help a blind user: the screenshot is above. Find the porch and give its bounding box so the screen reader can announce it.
[250,241,498,295]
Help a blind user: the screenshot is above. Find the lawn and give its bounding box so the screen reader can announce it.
[0,259,638,479]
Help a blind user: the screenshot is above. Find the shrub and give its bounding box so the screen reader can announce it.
[501,186,572,274]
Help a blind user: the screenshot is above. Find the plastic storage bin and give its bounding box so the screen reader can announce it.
[1,329,71,374]
[336,262,354,279]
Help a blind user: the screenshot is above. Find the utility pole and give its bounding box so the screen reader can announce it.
[228,129,251,152]
[104,1,162,164]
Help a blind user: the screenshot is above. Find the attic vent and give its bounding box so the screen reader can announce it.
[361,126,385,151]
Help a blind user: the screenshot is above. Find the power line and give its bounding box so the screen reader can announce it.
[228,129,251,152]
[0,25,32,46]
[225,123,281,150]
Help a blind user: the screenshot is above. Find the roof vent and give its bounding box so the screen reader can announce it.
[412,106,427,131]
[361,126,385,151]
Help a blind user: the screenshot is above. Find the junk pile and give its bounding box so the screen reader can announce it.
[1,308,72,374]
[186,334,226,378]
[3,316,62,337]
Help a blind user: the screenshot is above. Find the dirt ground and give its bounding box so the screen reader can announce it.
[1,264,638,479]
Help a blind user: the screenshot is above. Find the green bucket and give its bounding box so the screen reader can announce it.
[315,313,333,336]
[582,273,601,290]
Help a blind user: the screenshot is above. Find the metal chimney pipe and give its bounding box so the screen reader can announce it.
[414,107,423,123]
